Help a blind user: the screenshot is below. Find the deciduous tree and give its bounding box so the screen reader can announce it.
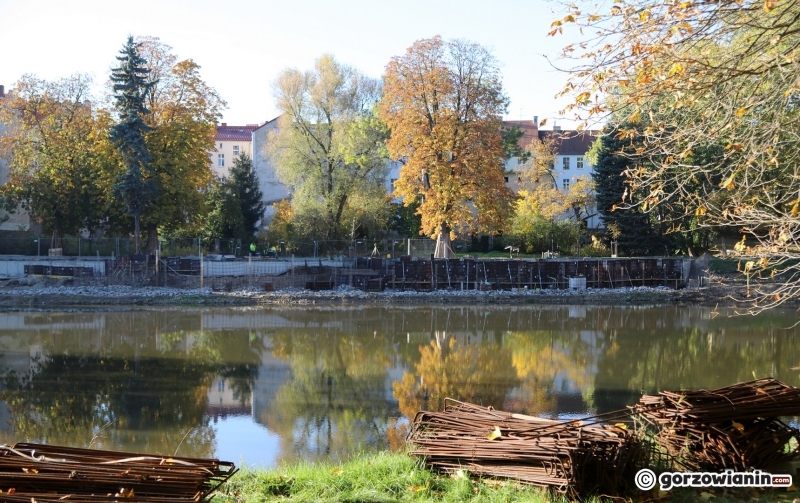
[136,37,225,252]
[509,135,595,254]
[555,0,800,309]
[380,37,514,258]
[269,54,388,241]
[0,74,107,246]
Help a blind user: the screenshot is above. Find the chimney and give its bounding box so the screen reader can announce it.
[221,122,227,127]
[0,85,4,98]
[553,121,561,132]
[533,115,538,125]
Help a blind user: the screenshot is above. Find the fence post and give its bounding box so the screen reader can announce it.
[199,240,204,290]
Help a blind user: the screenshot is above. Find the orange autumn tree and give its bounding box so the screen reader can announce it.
[379,37,514,258]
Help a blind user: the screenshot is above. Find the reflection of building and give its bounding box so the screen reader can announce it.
[206,376,252,421]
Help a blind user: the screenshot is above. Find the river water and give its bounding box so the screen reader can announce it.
[0,304,797,467]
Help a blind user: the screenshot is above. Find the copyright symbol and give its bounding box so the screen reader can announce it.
[635,468,656,491]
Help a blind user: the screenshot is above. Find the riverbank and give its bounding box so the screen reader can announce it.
[210,451,797,503]
[0,277,738,309]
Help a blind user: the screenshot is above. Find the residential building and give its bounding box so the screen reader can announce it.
[502,118,601,229]
[213,115,600,231]
[208,123,260,180]
[251,117,290,223]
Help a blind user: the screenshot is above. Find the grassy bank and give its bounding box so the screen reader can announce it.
[211,451,798,502]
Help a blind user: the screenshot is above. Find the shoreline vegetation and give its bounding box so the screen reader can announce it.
[212,451,799,503]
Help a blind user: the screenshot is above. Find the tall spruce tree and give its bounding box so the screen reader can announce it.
[589,125,670,256]
[228,153,264,240]
[109,36,157,254]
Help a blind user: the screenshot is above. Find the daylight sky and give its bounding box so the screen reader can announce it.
[0,0,583,128]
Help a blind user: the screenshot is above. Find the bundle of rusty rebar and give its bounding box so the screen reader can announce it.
[634,378,800,472]
[0,443,237,502]
[406,399,647,497]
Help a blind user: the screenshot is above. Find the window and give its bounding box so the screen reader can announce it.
[218,154,224,167]
[504,176,509,183]
[233,145,240,157]
[219,143,222,149]
[562,157,570,170]
[390,178,397,187]
[577,157,584,169]
[563,178,570,190]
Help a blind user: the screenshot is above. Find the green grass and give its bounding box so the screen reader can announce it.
[212,452,578,503]
[210,451,800,502]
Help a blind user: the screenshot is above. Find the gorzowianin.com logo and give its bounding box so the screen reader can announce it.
[635,468,793,491]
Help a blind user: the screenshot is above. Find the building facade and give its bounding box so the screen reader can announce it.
[208,123,260,180]
[502,119,601,229]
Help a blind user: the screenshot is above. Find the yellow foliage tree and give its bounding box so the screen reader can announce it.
[555,0,800,309]
[380,37,514,258]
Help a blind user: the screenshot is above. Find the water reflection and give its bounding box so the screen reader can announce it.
[0,305,796,467]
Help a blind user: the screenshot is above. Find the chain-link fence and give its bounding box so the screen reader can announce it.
[0,235,482,259]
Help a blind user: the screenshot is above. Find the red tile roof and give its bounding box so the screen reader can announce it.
[214,124,260,142]
[538,130,599,155]
[502,120,538,149]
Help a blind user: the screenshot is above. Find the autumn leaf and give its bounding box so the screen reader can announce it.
[487,425,502,440]
[695,206,707,216]
[732,421,745,433]
[719,173,736,190]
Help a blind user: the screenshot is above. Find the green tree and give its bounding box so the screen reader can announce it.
[588,126,670,256]
[136,37,226,252]
[109,35,157,254]
[202,181,245,242]
[380,37,514,258]
[0,74,107,246]
[269,54,388,241]
[228,153,264,240]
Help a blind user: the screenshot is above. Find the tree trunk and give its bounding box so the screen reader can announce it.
[144,223,158,255]
[50,228,63,251]
[434,223,454,259]
[133,215,141,255]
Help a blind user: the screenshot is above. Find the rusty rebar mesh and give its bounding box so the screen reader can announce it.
[0,442,237,502]
[634,378,800,472]
[406,399,648,498]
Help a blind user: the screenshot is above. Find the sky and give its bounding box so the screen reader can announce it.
[0,0,583,128]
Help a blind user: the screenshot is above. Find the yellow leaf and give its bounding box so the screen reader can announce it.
[115,488,135,499]
[564,14,576,22]
[331,468,343,475]
[792,202,799,217]
[614,423,628,430]
[539,118,547,126]
[487,426,502,441]
[732,421,745,433]
[720,173,736,190]
[736,107,747,117]
[551,20,562,27]
[765,0,776,11]
[695,206,707,216]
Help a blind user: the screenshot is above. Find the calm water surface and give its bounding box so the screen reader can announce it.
[0,304,797,467]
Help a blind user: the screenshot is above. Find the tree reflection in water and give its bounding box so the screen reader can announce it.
[0,317,264,458]
[0,306,798,467]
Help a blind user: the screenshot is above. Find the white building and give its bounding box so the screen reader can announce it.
[502,119,601,229]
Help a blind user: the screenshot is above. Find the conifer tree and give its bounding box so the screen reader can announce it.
[589,125,669,256]
[228,153,264,240]
[109,35,157,254]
